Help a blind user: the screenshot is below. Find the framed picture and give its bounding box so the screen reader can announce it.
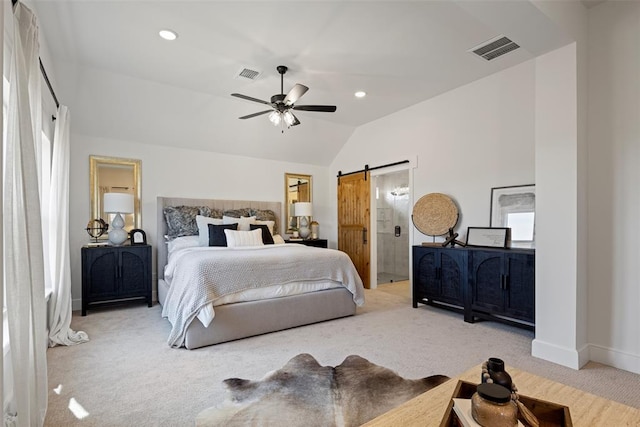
[130,229,147,245]
[466,227,510,248]
[490,184,535,248]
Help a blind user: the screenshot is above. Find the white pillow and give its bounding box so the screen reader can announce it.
[272,234,285,245]
[254,219,275,236]
[224,229,264,247]
[223,215,256,231]
[196,215,224,246]
[167,235,200,256]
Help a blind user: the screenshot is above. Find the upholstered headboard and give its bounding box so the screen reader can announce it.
[156,197,282,281]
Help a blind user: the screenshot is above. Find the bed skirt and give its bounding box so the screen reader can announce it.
[158,279,356,349]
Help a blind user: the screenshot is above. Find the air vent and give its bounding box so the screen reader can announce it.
[469,36,520,61]
[236,67,261,80]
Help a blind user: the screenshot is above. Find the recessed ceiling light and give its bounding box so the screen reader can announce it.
[354,91,366,98]
[159,29,178,41]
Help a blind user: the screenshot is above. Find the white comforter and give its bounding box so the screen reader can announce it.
[161,244,365,347]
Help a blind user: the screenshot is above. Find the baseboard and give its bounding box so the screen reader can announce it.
[72,292,158,313]
[589,344,640,374]
[531,338,587,370]
[532,338,640,374]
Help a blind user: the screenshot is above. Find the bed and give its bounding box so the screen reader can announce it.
[156,197,365,349]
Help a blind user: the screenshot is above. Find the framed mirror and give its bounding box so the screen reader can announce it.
[285,173,312,233]
[90,155,142,237]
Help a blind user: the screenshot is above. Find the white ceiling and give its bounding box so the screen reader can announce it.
[32,0,576,166]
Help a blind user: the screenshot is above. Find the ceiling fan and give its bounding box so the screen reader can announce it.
[231,65,337,129]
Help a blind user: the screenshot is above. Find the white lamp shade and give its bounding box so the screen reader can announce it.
[294,202,312,217]
[104,193,134,214]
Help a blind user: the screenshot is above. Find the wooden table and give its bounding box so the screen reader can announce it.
[363,364,640,426]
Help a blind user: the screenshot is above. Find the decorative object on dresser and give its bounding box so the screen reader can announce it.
[412,245,534,330]
[85,218,108,246]
[465,227,510,249]
[81,244,152,316]
[196,353,449,427]
[490,184,535,249]
[311,220,319,239]
[294,201,313,239]
[412,193,463,247]
[129,228,147,245]
[103,192,134,245]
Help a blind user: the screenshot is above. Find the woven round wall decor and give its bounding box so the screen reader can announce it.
[412,193,459,236]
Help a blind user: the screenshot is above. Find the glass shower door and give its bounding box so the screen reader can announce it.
[376,171,410,285]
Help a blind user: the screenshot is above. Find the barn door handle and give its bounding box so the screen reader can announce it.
[363,227,368,244]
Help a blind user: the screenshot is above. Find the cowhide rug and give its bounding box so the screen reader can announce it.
[196,353,449,426]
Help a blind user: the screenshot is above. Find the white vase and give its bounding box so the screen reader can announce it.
[108,212,128,245]
[298,216,310,239]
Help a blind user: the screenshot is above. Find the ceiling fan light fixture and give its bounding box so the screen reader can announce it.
[159,29,178,41]
[268,111,281,126]
[231,65,337,130]
[283,111,295,126]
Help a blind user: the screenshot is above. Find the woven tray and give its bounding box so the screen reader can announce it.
[440,381,572,427]
[412,193,459,236]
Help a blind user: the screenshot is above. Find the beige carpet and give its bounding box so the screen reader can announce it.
[45,282,640,426]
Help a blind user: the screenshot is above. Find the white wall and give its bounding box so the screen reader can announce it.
[586,1,640,373]
[69,135,330,309]
[329,60,536,247]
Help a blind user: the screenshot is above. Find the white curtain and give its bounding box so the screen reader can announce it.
[47,106,89,347]
[3,2,48,426]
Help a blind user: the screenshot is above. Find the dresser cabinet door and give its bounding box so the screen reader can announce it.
[119,249,148,298]
[470,251,504,313]
[503,253,535,322]
[439,251,465,304]
[414,248,438,300]
[85,250,119,300]
[413,247,466,308]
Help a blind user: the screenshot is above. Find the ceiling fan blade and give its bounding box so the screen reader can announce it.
[231,93,271,105]
[284,84,309,105]
[293,105,337,113]
[291,113,301,126]
[239,110,272,119]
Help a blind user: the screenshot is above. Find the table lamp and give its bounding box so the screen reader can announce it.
[104,193,134,245]
[295,202,313,239]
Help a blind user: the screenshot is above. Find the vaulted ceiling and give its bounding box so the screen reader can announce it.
[33,0,576,165]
